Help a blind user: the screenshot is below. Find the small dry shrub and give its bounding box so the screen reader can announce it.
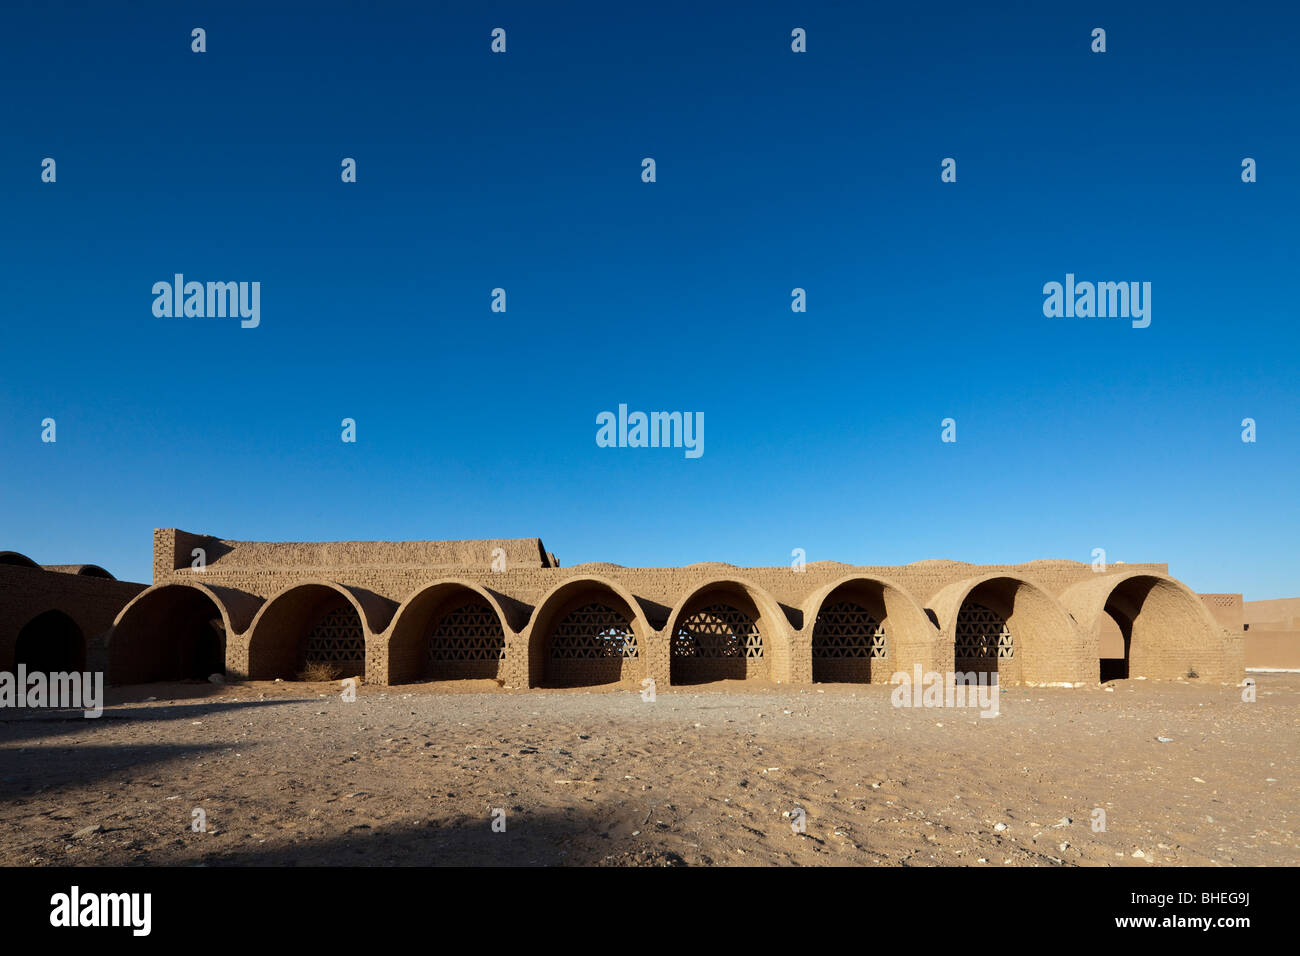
[299,661,343,682]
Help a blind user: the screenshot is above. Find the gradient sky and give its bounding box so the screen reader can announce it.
[1,1,1296,597]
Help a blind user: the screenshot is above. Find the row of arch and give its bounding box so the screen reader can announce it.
[86,569,1232,687]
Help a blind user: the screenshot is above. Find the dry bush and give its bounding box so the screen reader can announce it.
[299,661,343,682]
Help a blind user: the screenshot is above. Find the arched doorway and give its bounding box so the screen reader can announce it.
[110,585,227,683]
[15,610,85,673]
[384,581,513,684]
[934,574,1082,685]
[1097,576,1210,681]
[1059,572,1233,682]
[527,578,649,688]
[671,590,767,684]
[246,583,373,681]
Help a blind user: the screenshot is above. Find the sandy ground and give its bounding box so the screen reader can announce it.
[0,674,1294,866]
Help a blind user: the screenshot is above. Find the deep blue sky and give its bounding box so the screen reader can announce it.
[1,2,1296,597]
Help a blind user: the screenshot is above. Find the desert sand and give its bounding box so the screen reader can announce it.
[0,675,1294,866]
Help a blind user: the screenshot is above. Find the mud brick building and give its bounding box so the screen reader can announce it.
[42,529,1242,688]
[1240,597,1300,670]
[0,552,145,675]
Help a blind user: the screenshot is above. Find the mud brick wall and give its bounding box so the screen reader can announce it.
[84,530,1244,688]
[0,558,145,673]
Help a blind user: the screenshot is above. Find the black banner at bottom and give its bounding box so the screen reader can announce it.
[0,864,1272,942]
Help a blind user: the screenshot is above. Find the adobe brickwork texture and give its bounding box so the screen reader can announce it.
[81,529,1247,687]
[0,556,145,674]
